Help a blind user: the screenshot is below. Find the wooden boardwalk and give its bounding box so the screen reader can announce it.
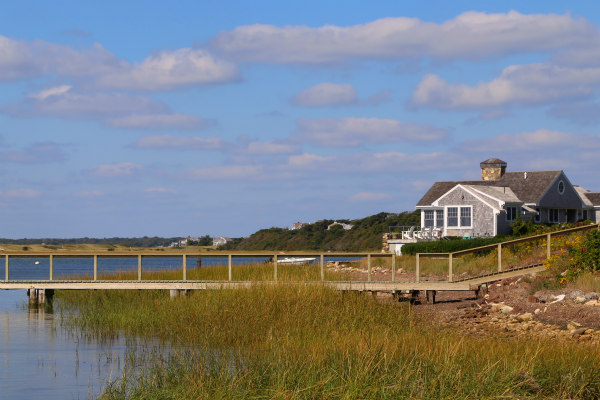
[4,221,597,300]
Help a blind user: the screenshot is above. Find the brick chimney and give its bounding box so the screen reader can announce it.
[480,158,507,181]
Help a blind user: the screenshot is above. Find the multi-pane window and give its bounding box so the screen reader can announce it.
[549,209,560,223]
[424,210,434,227]
[435,210,444,228]
[506,206,518,221]
[447,207,458,227]
[460,207,471,227]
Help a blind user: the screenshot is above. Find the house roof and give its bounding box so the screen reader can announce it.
[574,186,594,207]
[416,171,562,207]
[584,192,600,206]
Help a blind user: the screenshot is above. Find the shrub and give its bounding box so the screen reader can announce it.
[572,230,600,272]
[402,237,504,255]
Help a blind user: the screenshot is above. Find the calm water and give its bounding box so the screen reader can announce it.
[0,256,361,398]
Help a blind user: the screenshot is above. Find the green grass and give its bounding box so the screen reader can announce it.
[56,279,600,399]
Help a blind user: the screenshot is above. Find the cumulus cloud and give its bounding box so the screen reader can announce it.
[0,142,66,163]
[186,165,263,180]
[87,162,143,177]
[95,48,239,91]
[0,35,238,91]
[349,192,391,202]
[105,113,212,130]
[0,189,41,199]
[0,35,123,81]
[296,117,447,147]
[462,129,600,152]
[9,85,168,119]
[133,135,226,150]
[144,187,177,194]
[211,11,593,64]
[233,141,298,155]
[292,83,357,107]
[411,64,600,110]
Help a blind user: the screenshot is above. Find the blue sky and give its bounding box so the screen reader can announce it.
[1,1,600,238]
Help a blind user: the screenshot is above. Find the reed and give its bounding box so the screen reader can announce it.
[56,275,600,399]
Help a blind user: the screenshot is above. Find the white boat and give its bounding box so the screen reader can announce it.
[277,257,316,265]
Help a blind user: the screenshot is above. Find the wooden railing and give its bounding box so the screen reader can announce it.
[416,223,600,282]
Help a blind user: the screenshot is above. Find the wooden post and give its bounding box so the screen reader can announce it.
[5,255,8,281]
[367,254,372,282]
[391,254,396,282]
[273,254,278,282]
[497,243,502,272]
[546,233,551,259]
[416,254,420,282]
[228,254,232,281]
[93,255,98,281]
[182,254,187,281]
[138,255,142,281]
[448,253,453,282]
[320,254,324,281]
[49,255,53,280]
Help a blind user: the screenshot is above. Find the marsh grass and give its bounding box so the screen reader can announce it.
[57,284,600,399]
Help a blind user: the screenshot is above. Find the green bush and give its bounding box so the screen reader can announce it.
[572,230,600,272]
[402,237,505,255]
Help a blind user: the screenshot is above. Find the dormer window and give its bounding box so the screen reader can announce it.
[558,180,565,195]
[506,206,518,221]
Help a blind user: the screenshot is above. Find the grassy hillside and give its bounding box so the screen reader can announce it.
[222,211,420,252]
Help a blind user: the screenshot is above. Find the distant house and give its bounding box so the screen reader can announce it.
[327,221,353,231]
[212,237,233,247]
[416,158,599,238]
[290,222,309,230]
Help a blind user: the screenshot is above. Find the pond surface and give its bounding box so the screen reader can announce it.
[0,255,363,398]
[0,289,127,399]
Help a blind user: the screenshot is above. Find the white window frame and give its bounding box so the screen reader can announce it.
[424,210,434,227]
[557,180,565,195]
[435,210,444,228]
[445,205,473,229]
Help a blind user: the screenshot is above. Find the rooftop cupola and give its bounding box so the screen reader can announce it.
[480,158,507,181]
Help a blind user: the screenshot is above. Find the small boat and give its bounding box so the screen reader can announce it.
[34,261,40,265]
[277,257,316,265]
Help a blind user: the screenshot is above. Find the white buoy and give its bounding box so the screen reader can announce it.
[34,261,40,265]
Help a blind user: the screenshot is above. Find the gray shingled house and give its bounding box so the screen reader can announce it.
[415,159,600,237]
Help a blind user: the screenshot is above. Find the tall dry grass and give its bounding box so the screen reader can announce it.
[57,281,600,399]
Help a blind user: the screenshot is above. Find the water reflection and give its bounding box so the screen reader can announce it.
[0,290,126,399]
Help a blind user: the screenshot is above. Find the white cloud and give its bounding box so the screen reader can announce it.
[186,165,263,180]
[411,64,600,110]
[292,83,357,107]
[105,113,211,130]
[144,187,177,194]
[0,35,238,91]
[297,117,447,147]
[0,142,66,163]
[0,35,123,81]
[349,192,391,202]
[0,189,41,199]
[234,141,298,155]
[10,86,168,119]
[133,135,226,150]
[95,48,239,91]
[463,129,600,152]
[87,162,143,177]
[211,11,593,64]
